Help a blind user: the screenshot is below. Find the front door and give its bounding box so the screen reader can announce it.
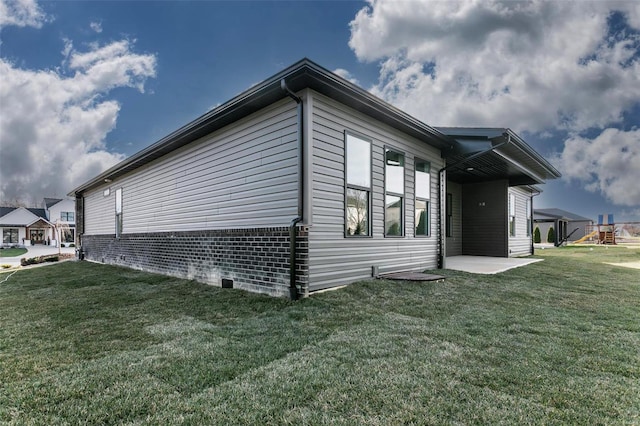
[30,229,44,244]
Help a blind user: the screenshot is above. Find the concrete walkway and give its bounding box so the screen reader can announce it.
[0,245,76,268]
[445,256,543,274]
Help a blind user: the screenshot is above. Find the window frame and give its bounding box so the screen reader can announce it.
[384,146,405,238]
[414,158,431,237]
[446,193,453,238]
[60,211,74,222]
[115,187,123,238]
[509,193,516,237]
[3,228,19,244]
[526,198,532,237]
[344,131,372,238]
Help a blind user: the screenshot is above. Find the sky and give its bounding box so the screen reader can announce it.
[1,0,639,223]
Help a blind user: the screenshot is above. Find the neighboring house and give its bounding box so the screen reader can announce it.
[534,208,593,245]
[69,59,561,298]
[0,198,77,247]
[0,206,52,246]
[44,198,77,245]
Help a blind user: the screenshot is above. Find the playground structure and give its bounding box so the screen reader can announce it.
[572,214,640,245]
[574,214,616,244]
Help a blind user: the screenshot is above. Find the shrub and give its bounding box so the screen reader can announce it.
[547,226,556,244]
[20,255,59,266]
[534,227,541,243]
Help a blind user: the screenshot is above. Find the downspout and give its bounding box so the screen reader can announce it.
[437,133,512,269]
[281,79,303,301]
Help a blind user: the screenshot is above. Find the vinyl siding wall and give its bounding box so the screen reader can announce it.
[508,186,533,257]
[83,99,299,235]
[308,91,443,290]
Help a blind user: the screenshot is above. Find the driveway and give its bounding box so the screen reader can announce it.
[1,245,76,267]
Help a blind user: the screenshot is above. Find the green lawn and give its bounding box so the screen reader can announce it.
[1,246,638,424]
[0,248,27,257]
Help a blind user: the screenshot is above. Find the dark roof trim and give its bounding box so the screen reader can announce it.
[69,58,453,196]
[436,127,561,185]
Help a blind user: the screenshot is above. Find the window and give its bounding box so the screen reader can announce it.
[385,148,405,236]
[446,193,453,237]
[60,211,74,222]
[415,159,431,236]
[3,228,19,244]
[509,193,516,237]
[345,133,371,236]
[62,229,75,243]
[115,188,123,238]
[526,198,532,237]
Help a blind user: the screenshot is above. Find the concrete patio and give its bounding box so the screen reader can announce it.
[445,256,543,274]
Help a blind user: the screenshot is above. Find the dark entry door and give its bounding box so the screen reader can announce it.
[30,229,44,244]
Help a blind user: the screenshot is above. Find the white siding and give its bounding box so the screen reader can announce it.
[83,99,299,235]
[308,91,444,290]
[0,208,40,226]
[84,187,115,234]
[508,186,533,257]
[47,199,75,225]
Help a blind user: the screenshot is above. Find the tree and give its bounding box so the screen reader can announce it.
[534,226,541,243]
[547,226,556,244]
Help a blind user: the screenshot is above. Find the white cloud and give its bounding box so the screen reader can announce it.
[333,68,360,85]
[0,39,156,203]
[89,20,102,33]
[349,0,640,134]
[554,129,640,206]
[349,0,640,208]
[0,0,47,28]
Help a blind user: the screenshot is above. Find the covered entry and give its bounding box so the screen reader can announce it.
[437,128,561,266]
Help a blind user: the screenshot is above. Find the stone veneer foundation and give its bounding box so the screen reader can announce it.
[80,226,309,298]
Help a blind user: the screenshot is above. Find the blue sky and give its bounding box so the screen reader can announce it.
[1,0,639,222]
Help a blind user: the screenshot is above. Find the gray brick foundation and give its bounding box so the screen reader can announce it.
[80,226,309,298]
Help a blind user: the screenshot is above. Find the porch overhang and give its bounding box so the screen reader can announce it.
[436,127,561,186]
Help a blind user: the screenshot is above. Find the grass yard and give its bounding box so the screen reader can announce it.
[0,246,638,424]
[0,248,27,257]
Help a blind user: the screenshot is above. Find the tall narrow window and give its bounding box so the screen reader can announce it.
[446,193,453,237]
[115,187,123,238]
[415,159,431,236]
[509,193,516,237]
[385,149,405,236]
[345,133,371,236]
[526,198,532,236]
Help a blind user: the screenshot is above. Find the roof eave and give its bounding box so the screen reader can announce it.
[69,58,452,197]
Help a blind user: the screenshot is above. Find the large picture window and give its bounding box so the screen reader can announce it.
[115,187,123,238]
[3,228,19,244]
[509,193,516,237]
[345,133,371,236]
[385,148,405,236]
[415,159,431,236]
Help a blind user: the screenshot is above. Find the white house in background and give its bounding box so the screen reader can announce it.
[0,206,52,246]
[0,198,76,247]
[44,198,77,246]
[69,59,561,299]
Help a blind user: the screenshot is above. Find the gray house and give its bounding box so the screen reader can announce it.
[534,208,593,245]
[69,59,561,298]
